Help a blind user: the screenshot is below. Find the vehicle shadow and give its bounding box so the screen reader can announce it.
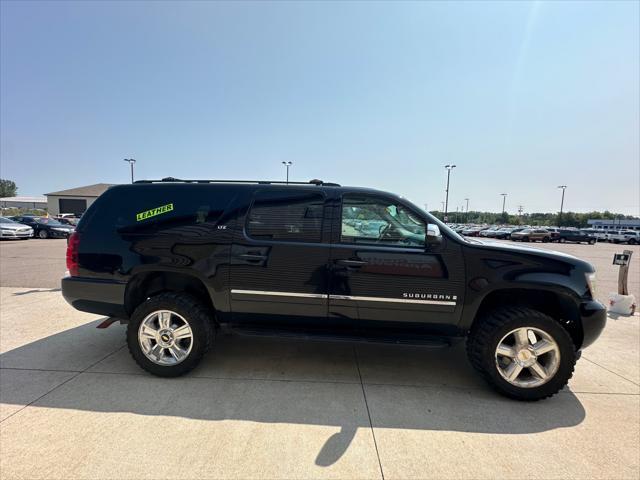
[0,321,587,467]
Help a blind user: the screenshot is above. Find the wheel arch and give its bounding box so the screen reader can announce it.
[124,270,215,319]
[467,288,584,349]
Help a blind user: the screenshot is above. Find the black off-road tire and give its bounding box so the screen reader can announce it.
[127,292,214,377]
[466,307,576,401]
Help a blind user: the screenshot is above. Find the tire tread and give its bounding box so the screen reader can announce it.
[126,292,214,377]
[466,306,575,401]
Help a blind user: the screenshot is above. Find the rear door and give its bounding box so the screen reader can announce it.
[229,188,341,329]
[328,193,465,332]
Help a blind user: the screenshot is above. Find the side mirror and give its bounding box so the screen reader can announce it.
[426,224,442,246]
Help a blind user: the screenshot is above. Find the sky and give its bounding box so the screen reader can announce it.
[1,0,638,215]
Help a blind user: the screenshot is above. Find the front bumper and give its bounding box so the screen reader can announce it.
[1,229,33,238]
[61,276,128,319]
[580,300,607,349]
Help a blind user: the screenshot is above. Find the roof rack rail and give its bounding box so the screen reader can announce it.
[134,178,341,187]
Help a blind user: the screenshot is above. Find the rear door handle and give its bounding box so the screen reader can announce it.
[335,259,367,268]
[238,253,268,262]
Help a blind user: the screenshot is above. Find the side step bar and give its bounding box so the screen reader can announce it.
[229,326,453,348]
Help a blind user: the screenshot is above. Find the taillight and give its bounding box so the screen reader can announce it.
[66,232,80,276]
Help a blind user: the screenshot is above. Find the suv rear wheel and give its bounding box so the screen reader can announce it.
[127,292,214,377]
[467,307,576,401]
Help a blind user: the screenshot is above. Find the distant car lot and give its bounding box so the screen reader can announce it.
[453,224,640,245]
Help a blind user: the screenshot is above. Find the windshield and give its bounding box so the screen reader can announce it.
[0,217,18,224]
[36,218,64,226]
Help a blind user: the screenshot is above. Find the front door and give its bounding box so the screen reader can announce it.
[229,188,335,329]
[328,193,465,333]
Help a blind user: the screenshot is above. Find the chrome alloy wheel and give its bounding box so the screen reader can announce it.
[495,327,561,388]
[138,310,193,366]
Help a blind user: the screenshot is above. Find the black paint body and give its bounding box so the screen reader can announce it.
[61,182,606,349]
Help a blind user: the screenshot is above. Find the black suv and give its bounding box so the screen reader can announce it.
[62,179,606,401]
[556,229,597,245]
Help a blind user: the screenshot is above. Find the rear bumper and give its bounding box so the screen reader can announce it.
[61,276,128,319]
[49,230,72,238]
[580,300,607,349]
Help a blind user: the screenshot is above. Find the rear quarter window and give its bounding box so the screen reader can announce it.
[79,184,236,235]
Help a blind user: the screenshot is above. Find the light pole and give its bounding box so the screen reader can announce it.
[500,193,507,214]
[464,198,469,223]
[281,161,292,184]
[444,164,456,221]
[558,185,567,226]
[123,158,136,183]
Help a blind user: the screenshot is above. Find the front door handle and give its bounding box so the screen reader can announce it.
[238,253,268,262]
[335,259,367,268]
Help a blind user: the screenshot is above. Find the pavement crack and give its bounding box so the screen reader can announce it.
[582,356,640,387]
[353,346,385,480]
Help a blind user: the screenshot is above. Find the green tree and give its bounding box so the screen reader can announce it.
[0,179,17,197]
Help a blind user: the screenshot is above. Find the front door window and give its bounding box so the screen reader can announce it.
[340,195,426,248]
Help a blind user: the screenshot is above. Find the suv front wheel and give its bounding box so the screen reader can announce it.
[467,307,576,401]
[127,292,214,377]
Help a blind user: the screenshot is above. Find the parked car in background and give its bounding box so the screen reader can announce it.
[462,226,483,237]
[608,230,640,244]
[0,216,33,239]
[556,229,596,245]
[581,228,606,242]
[606,230,626,244]
[479,227,498,237]
[10,216,75,239]
[544,227,561,242]
[493,227,514,239]
[57,217,79,226]
[510,228,552,243]
[621,231,640,244]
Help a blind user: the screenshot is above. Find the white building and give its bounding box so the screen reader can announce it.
[45,183,115,216]
[587,219,640,231]
[0,196,47,210]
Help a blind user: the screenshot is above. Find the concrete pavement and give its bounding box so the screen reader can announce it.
[1,286,638,479]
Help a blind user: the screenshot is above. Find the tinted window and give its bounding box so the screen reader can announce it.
[246,190,324,242]
[37,218,63,226]
[340,195,425,247]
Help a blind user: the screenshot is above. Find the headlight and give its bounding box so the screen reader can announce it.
[585,272,597,298]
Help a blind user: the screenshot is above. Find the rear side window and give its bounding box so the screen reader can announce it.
[78,184,235,235]
[246,190,324,242]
